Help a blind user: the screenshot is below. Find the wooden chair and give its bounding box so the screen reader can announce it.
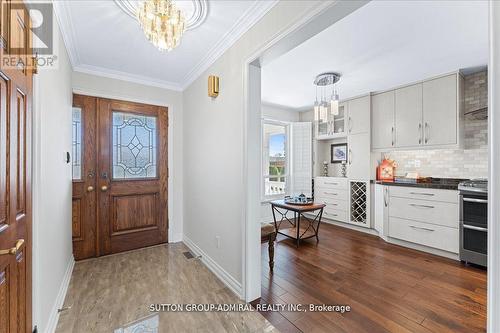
[261,224,276,273]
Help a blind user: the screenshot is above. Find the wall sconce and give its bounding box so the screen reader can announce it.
[208,75,219,98]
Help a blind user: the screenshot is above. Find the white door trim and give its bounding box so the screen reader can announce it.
[241,0,369,302]
[488,1,500,332]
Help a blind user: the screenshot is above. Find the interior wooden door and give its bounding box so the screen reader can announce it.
[0,1,33,332]
[71,95,98,260]
[97,99,168,255]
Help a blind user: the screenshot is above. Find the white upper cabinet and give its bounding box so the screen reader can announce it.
[395,83,423,147]
[423,74,459,146]
[371,72,462,151]
[347,95,370,135]
[371,91,395,149]
[347,132,371,180]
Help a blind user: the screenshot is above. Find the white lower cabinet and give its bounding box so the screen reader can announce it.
[314,177,348,223]
[388,217,459,253]
[385,186,459,254]
[315,177,370,228]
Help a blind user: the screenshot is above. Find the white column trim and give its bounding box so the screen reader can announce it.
[488,1,500,332]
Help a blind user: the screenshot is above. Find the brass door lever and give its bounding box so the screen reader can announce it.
[0,239,24,256]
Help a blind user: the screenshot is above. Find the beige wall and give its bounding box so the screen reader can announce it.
[72,71,184,242]
[182,1,324,285]
[32,19,74,333]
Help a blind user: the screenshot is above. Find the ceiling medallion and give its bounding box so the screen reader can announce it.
[114,0,208,31]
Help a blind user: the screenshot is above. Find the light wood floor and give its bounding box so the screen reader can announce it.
[257,223,487,333]
[56,243,276,333]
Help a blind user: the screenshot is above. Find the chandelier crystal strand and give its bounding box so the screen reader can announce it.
[137,0,186,51]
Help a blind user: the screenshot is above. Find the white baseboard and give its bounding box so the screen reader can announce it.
[169,232,183,243]
[44,256,75,333]
[182,236,243,299]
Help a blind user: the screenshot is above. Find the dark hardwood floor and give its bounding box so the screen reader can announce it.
[256,223,487,333]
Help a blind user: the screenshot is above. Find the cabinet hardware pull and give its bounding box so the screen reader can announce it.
[424,122,429,144]
[463,198,488,204]
[463,224,487,232]
[349,149,352,165]
[410,226,434,232]
[349,117,352,133]
[0,239,24,256]
[418,123,422,144]
[391,127,395,146]
[324,192,338,196]
[325,182,338,185]
[409,192,434,196]
[409,203,435,209]
[384,187,388,207]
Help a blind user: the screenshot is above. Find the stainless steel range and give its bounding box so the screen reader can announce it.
[458,179,487,267]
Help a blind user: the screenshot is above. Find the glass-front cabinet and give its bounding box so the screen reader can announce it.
[316,102,347,140]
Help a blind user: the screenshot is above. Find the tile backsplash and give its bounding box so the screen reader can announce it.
[382,70,488,180]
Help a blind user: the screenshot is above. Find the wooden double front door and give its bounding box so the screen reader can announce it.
[72,95,168,260]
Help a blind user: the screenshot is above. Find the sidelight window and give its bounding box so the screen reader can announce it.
[72,107,82,180]
[112,112,157,179]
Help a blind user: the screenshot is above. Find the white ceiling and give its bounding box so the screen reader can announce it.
[53,0,277,91]
[261,0,489,110]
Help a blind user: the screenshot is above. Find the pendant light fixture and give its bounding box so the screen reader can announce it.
[313,72,341,123]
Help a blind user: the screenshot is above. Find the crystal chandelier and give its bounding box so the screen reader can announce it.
[313,72,341,123]
[137,0,186,52]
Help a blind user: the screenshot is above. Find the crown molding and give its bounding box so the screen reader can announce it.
[54,0,279,92]
[74,64,183,91]
[52,0,79,68]
[180,0,279,90]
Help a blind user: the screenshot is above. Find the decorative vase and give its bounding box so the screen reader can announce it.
[323,161,329,177]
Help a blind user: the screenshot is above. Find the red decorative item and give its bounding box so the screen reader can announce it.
[377,158,396,181]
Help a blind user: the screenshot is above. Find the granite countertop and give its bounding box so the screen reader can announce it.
[374,178,468,190]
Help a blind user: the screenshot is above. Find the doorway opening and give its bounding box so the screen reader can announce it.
[244,1,496,332]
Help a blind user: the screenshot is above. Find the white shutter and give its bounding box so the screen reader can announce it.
[291,122,312,196]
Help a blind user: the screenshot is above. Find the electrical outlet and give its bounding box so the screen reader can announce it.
[415,159,421,168]
[215,236,221,249]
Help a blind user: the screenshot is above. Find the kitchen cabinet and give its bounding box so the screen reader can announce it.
[423,74,459,146]
[395,84,423,147]
[374,184,388,236]
[347,95,370,135]
[371,72,463,151]
[347,132,371,180]
[315,177,370,228]
[371,91,395,149]
[385,186,459,254]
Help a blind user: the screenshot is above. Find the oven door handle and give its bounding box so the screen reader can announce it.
[463,198,488,204]
[463,224,488,232]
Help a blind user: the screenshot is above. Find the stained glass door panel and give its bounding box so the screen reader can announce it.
[98,98,168,255]
[112,112,157,179]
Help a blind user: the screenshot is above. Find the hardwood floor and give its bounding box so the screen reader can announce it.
[257,223,487,333]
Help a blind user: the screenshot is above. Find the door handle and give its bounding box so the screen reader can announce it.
[418,123,422,144]
[410,226,434,232]
[463,198,488,204]
[87,186,94,192]
[0,239,24,256]
[409,203,435,209]
[101,185,108,192]
[424,122,429,144]
[463,224,487,232]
